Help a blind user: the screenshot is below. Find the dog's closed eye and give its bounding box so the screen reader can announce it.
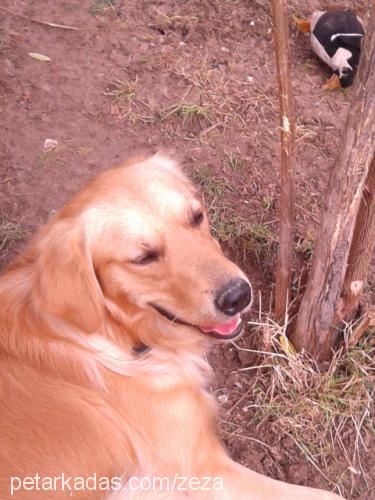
[191,211,204,227]
[132,251,160,266]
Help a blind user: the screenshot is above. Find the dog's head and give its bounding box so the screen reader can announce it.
[33,155,252,341]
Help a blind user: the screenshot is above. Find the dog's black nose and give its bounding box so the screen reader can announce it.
[215,278,251,316]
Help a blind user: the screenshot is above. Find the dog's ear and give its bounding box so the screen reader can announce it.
[33,219,103,333]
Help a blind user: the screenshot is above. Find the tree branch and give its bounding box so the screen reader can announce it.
[271,0,296,322]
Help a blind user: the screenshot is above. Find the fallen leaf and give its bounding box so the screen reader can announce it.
[29,52,51,62]
[279,335,297,358]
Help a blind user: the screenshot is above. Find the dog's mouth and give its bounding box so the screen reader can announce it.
[151,304,243,340]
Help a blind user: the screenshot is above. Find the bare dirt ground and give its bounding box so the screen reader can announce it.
[0,0,373,498]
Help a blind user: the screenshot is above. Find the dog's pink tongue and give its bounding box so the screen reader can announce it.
[200,316,240,336]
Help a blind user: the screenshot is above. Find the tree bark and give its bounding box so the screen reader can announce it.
[291,6,375,359]
[271,0,296,321]
[341,156,375,321]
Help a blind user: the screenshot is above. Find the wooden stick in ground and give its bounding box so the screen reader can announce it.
[340,156,375,322]
[0,6,79,30]
[271,0,296,321]
[291,6,375,360]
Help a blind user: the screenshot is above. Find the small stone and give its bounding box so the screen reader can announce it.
[43,139,58,151]
[217,394,228,404]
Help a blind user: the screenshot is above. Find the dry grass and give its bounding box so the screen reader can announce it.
[104,78,154,124]
[152,8,199,27]
[295,235,314,260]
[0,222,29,253]
[224,151,245,174]
[162,102,213,127]
[104,75,216,129]
[88,0,114,16]
[226,314,375,498]
[105,78,137,104]
[167,55,278,137]
[36,147,67,168]
[36,142,87,168]
[0,32,6,52]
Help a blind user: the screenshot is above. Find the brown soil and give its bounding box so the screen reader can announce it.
[0,0,373,498]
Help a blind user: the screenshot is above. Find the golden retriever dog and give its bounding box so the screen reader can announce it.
[0,155,342,499]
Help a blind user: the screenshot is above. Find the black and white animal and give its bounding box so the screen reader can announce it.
[297,10,365,89]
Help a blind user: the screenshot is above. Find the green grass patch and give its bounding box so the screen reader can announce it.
[189,164,276,263]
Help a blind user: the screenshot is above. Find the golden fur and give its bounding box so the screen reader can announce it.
[0,155,342,499]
